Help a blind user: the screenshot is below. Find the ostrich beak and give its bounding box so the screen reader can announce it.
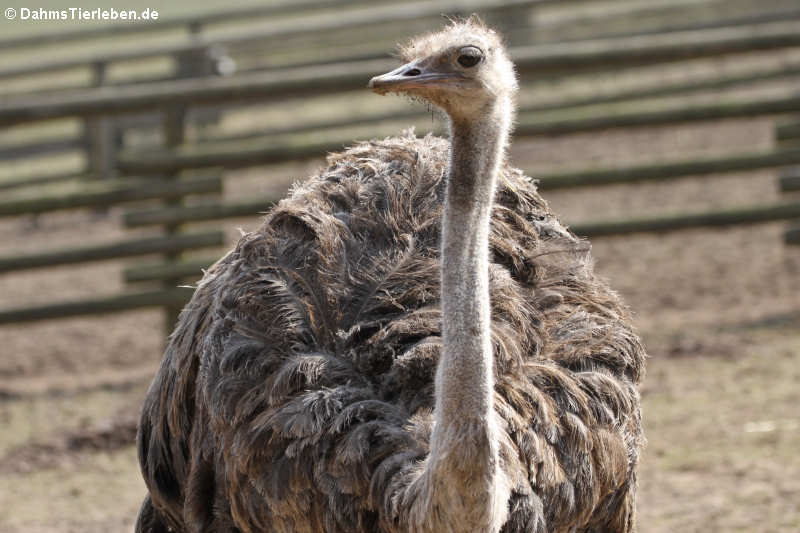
[368,61,462,95]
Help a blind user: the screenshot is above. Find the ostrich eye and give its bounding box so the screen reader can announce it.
[457,46,483,68]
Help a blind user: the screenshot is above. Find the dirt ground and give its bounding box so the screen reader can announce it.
[1,112,800,532]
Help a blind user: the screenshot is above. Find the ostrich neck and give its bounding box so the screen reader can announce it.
[436,101,510,430]
[422,98,513,531]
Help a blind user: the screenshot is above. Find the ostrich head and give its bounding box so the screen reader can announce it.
[368,16,518,121]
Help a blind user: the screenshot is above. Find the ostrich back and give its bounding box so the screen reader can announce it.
[137,132,646,533]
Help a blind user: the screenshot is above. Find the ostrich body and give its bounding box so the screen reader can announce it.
[137,19,646,533]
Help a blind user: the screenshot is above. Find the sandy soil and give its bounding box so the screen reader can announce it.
[1,105,799,533]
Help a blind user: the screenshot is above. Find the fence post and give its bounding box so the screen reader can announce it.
[161,106,188,333]
[188,21,203,37]
[172,44,232,139]
[777,116,800,245]
[85,61,117,180]
[162,33,223,333]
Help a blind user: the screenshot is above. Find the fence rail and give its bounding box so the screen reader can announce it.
[0,174,222,217]
[572,202,800,237]
[123,259,216,283]
[124,198,276,227]
[0,288,193,325]
[0,172,87,192]
[0,231,225,273]
[538,147,800,189]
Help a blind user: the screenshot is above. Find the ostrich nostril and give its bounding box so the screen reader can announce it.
[403,68,421,77]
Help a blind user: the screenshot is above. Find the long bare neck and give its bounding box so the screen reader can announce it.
[423,98,512,532]
[438,102,509,420]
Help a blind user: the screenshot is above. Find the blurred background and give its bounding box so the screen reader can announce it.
[0,0,799,531]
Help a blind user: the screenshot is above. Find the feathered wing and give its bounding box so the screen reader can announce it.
[136,254,234,532]
[136,133,645,533]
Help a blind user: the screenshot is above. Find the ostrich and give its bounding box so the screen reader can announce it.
[136,18,646,533]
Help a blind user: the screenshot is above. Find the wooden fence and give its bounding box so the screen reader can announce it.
[3,0,797,83]
[3,16,799,182]
[0,0,555,83]
[1,0,799,330]
[4,19,800,126]
[2,0,798,171]
[0,0,559,180]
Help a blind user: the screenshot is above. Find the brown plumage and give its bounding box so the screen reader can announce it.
[137,20,645,533]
